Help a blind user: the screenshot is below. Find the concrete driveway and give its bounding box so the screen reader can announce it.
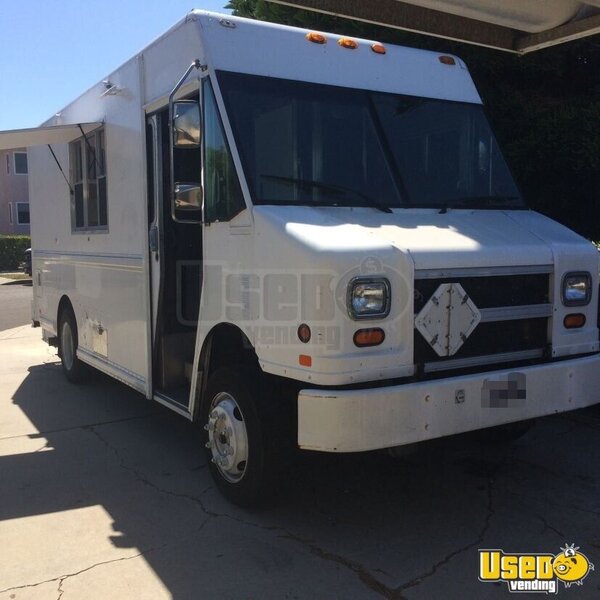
[1,325,599,599]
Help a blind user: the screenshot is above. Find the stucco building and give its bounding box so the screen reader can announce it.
[0,148,30,235]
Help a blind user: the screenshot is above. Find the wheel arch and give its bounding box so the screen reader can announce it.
[57,295,76,330]
[193,323,259,421]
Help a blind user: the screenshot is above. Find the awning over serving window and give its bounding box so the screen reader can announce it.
[0,123,102,151]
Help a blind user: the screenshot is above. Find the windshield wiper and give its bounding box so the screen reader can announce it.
[438,195,522,213]
[259,174,393,213]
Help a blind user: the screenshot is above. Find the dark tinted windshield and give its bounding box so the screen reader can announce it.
[218,71,524,210]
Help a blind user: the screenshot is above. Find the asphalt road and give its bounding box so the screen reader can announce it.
[1,325,599,599]
[0,281,33,331]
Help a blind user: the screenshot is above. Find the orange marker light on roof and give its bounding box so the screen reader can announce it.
[371,43,386,55]
[338,37,358,49]
[306,32,327,44]
[439,55,456,66]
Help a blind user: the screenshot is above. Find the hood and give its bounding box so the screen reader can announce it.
[255,205,595,272]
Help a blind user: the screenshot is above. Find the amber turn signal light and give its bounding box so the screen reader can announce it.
[564,314,586,329]
[299,354,312,367]
[371,43,386,54]
[353,328,385,347]
[306,32,327,44]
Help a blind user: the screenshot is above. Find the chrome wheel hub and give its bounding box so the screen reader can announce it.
[204,392,248,483]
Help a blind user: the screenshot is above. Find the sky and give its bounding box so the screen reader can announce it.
[0,0,232,130]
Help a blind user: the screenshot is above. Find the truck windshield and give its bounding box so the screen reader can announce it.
[218,71,524,210]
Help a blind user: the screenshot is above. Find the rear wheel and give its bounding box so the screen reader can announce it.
[201,367,290,507]
[58,307,86,383]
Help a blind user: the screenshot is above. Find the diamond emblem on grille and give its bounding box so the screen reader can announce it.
[415,283,481,357]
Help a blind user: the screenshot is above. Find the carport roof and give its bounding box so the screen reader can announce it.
[266,0,600,53]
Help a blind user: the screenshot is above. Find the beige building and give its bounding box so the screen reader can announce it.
[0,148,30,235]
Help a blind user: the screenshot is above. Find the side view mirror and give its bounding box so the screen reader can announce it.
[173,100,201,148]
[173,182,203,223]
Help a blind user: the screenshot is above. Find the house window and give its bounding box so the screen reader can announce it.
[14,152,28,174]
[69,128,107,230]
[8,203,13,224]
[16,202,30,225]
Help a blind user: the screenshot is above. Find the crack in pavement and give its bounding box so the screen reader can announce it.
[279,471,498,600]
[86,424,220,518]
[393,477,495,599]
[0,549,157,597]
[0,413,158,442]
[505,488,600,519]
[0,521,212,598]
[537,514,565,539]
[510,455,598,486]
[84,422,517,600]
[281,532,398,599]
[56,577,64,600]
[86,424,398,598]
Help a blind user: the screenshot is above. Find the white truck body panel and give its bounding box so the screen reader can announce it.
[199,13,481,103]
[223,206,597,387]
[28,55,150,392]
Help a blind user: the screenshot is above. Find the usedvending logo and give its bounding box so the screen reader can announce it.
[479,544,594,594]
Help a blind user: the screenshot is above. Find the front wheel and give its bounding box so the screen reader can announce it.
[201,368,289,507]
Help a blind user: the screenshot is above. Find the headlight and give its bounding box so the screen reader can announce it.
[348,278,390,319]
[562,272,591,306]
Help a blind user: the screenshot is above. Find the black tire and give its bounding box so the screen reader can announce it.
[58,306,87,383]
[201,367,291,507]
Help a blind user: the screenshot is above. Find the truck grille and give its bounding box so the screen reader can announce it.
[414,270,551,373]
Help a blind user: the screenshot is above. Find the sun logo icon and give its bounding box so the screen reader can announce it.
[552,544,594,587]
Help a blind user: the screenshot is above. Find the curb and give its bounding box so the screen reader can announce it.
[0,278,32,286]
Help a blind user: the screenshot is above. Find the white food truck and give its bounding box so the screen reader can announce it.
[2,11,599,505]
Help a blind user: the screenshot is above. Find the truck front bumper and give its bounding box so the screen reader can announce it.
[297,353,600,452]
